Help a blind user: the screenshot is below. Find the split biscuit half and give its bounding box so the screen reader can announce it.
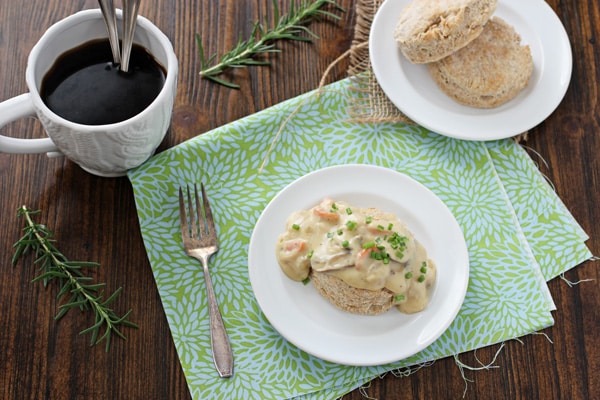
[394,0,498,63]
[427,17,533,108]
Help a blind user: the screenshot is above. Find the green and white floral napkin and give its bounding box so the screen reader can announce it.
[128,79,591,400]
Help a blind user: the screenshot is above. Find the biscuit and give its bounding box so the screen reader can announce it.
[427,17,533,108]
[311,270,395,315]
[394,0,498,63]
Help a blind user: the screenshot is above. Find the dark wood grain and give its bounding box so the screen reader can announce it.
[0,1,597,399]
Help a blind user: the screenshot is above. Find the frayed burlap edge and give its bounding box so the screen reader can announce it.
[345,0,528,142]
[346,0,412,124]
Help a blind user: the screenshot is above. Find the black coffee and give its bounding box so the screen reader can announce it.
[40,39,166,125]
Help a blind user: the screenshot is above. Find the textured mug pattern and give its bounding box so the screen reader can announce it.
[36,86,175,176]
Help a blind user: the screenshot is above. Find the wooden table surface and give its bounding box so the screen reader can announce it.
[0,0,597,399]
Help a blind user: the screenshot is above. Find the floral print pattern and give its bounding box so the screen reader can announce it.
[128,79,591,400]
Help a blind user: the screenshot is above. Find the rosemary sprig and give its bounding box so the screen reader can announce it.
[197,0,344,88]
[12,206,138,352]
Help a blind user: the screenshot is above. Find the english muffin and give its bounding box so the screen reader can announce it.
[393,0,498,63]
[427,17,533,108]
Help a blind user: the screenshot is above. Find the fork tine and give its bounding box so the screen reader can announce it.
[200,183,217,238]
[186,185,199,238]
[178,187,189,239]
[194,183,207,237]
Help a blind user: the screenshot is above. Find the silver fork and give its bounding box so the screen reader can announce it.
[178,183,233,378]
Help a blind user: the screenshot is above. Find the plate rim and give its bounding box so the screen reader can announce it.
[369,0,573,141]
[248,164,470,366]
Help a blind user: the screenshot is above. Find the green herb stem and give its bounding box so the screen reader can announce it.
[197,0,344,88]
[12,206,137,352]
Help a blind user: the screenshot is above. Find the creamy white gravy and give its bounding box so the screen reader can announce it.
[276,198,437,313]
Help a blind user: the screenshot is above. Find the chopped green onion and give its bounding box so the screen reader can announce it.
[346,220,357,230]
[307,250,314,259]
[346,207,352,215]
[387,232,408,251]
[420,265,427,274]
[302,277,310,285]
[418,275,426,283]
[387,223,394,230]
[342,240,349,248]
[292,223,300,230]
[366,216,373,224]
[394,294,406,302]
[377,224,385,231]
[330,203,338,212]
[327,232,334,239]
[405,272,413,279]
[337,229,344,235]
[362,241,376,249]
[395,251,404,259]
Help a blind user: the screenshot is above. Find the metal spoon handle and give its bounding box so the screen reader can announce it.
[98,0,121,64]
[121,0,141,72]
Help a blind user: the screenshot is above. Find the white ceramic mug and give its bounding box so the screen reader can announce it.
[0,9,178,177]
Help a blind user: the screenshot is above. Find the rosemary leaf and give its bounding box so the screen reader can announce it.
[102,286,124,306]
[63,261,101,268]
[12,206,138,351]
[197,0,344,88]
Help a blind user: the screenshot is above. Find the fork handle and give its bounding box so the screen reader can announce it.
[201,256,234,378]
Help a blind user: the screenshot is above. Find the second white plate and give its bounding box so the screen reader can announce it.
[248,164,469,366]
[369,0,572,141]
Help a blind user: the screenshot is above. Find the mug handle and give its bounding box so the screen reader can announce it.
[0,93,60,155]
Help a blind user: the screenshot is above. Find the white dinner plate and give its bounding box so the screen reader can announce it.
[369,0,572,141]
[248,164,469,366]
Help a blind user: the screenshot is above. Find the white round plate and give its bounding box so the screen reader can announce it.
[369,0,572,141]
[248,164,469,366]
